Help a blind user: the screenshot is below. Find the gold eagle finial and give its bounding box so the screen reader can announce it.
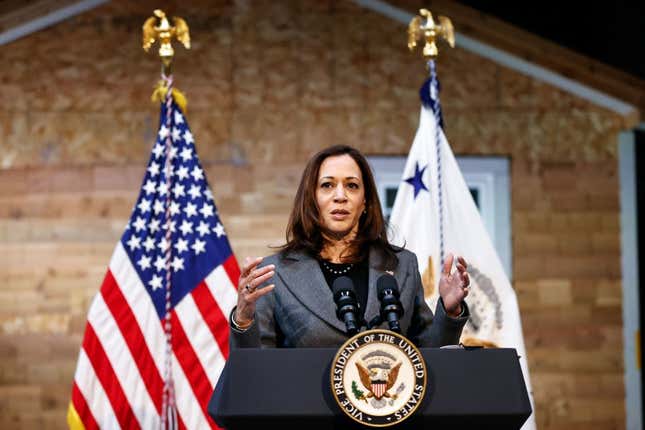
[142,9,191,74]
[408,8,454,60]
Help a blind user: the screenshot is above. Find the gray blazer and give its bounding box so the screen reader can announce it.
[230,247,468,348]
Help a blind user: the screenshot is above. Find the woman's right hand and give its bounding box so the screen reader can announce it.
[235,256,275,326]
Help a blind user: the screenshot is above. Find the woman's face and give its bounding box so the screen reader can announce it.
[316,154,366,239]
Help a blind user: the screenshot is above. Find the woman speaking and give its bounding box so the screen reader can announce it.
[229,145,470,348]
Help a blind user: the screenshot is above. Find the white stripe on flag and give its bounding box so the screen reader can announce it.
[74,348,121,430]
[110,243,166,371]
[87,293,160,429]
[172,353,212,430]
[175,293,226,389]
[204,265,237,319]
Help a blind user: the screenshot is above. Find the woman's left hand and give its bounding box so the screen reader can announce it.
[438,253,470,317]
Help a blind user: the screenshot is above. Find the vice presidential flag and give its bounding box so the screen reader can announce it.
[68,94,239,429]
[389,65,536,430]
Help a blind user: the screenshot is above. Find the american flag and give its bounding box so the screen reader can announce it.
[68,98,239,429]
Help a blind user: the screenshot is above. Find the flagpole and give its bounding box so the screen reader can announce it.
[428,60,446,267]
[70,10,237,429]
[142,9,191,430]
[160,73,176,430]
[407,8,454,267]
[406,11,538,430]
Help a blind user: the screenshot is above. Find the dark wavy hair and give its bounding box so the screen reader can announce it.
[280,145,398,269]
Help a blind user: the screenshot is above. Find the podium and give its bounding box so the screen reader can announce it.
[209,347,532,429]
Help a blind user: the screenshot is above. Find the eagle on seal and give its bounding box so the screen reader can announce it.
[356,361,402,400]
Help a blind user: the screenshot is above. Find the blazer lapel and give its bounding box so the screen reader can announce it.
[365,264,381,324]
[278,251,347,333]
[364,249,411,324]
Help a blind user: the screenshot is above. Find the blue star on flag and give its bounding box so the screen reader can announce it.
[404,162,429,199]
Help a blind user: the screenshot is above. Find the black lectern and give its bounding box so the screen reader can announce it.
[209,348,532,430]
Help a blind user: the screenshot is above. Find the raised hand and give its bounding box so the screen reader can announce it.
[234,256,275,326]
[438,253,470,317]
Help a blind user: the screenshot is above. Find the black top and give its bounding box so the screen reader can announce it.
[319,258,369,324]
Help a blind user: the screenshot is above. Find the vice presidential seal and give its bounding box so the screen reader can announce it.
[330,329,427,427]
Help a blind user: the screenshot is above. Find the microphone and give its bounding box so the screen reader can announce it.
[376,274,404,333]
[332,276,360,335]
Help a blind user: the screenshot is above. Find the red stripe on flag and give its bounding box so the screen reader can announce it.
[178,413,187,430]
[222,255,240,290]
[191,281,230,359]
[100,270,164,413]
[71,381,99,430]
[171,310,219,429]
[82,322,141,430]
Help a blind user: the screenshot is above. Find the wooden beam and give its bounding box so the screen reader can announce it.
[0,0,108,45]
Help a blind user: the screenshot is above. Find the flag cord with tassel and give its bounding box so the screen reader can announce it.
[160,72,177,430]
[428,60,446,267]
